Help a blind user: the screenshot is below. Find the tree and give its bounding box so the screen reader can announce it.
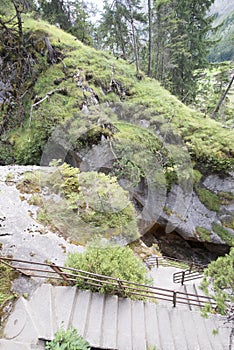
[97,0,145,74]
[147,0,153,77]
[201,248,234,349]
[149,0,215,103]
[38,0,93,44]
[0,0,37,134]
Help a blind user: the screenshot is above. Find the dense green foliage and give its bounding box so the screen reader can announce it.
[0,262,17,317]
[208,10,234,63]
[201,248,234,315]
[46,328,90,350]
[17,163,139,244]
[0,11,233,175]
[66,239,152,298]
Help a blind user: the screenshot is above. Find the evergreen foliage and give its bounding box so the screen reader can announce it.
[201,248,234,315]
[66,239,152,298]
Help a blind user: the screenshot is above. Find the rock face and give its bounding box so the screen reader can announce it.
[0,162,233,265]
[0,165,83,263]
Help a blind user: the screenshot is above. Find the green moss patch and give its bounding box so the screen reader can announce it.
[196,227,212,242]
[212,222,234,246]
[195,186,221,211]
[0,263,18,318]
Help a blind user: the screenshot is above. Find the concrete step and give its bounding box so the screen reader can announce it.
[27,284,53,341]
[0,339,32,350]
[101,294,118,350]
[52,285,77,332]
[4,297,39,344]
[180,308,202,349]
[168,308,188,350]
[70,289,92,337]
[132,300,146,350]
[84,292,105,347]
[156,305,176,350]
[144,301,161,350]
[117,297,132,350]
[204,314,229,350]
[190,311,215,350]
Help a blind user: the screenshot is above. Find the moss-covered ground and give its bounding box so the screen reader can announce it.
[1,15,231,177]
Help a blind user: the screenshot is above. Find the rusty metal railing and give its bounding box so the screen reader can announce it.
[0,256,215,310]
[173,268,204,285]
[145,254,206,270]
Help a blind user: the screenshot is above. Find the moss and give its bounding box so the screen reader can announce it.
[212,222,234,246]
[16,171,40,194]
[218,191,234,205]
[221,217,234,231]
[195,186,221,211]
[27,194,44,206]
[196,227,212,242]
[1,14,233,175]
[0,263,18,318]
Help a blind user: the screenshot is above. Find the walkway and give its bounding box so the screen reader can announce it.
[0,283,231,350]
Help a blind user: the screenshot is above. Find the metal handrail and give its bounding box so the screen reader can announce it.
[173,268,204,285]
[0,256,215,310]
[144,254,207,270]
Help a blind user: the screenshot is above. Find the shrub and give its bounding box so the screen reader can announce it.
[201,248,234,315]
[45,328,90,350]
[65,239,152,298]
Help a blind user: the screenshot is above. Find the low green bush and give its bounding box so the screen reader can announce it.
[65,239,152,298]
[45,328,90,350]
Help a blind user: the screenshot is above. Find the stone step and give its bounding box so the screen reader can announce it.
[0,339,32,350]
[144,301,161,350]
[101,294,118,350]
[180,308,202,349]
[168,308,188,350]
[69,289,92,337]
[84,292,105,347]
[132,300,147,350]
[190,310,215,350]
[3,297,39,344]
[117,297,132,350]
[52,285,77,332]
[27,284,53,341]
[205,314,229,350]
[156,305,176,350]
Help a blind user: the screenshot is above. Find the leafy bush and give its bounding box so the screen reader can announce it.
[65,239,152,298]
[201,248,234,315]
[40,163,139,244]
[45,328,90,350]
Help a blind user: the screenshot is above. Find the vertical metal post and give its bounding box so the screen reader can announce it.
[181,271,185,285]
[173,291,177,307]
[189,263,193,273]
[156,256,159,268]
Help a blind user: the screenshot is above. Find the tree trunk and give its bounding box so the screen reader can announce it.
[147,0,153,77]
[212,73,234,117]
[126,0,140,75]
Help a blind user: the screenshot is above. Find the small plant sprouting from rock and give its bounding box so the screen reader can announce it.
[45,327,90,350]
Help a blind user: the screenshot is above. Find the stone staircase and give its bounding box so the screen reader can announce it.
[0,284,231,350]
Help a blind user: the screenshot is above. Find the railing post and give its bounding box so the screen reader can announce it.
[189,262,194,273]
[181,271,185,285]
[156,256,159,268]
[50,264,74,285]
[173,291,177,307]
